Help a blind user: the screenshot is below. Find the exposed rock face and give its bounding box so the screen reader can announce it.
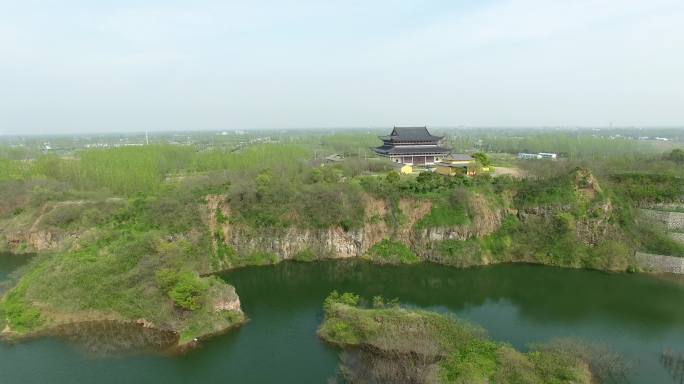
[672,233,684,245]
[214,296,241,312]
[640,209,684,232]
[206,193,505,269]
[135,319,155,328]
[209,282,243,313]
[636,252,684,274]
[1,199,130,254]
[5,230,62,251]
[228,226,364,260]
[415,194,503,245]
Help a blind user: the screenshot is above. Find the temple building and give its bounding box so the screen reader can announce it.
[373,126,450,165]
[435,154,476,176]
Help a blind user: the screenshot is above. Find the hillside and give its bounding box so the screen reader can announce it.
[1,145,683,345]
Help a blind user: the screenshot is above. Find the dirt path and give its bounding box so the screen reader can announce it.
[491,166,525,178]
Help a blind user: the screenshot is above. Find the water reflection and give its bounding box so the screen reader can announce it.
[222,261,684,333]
[0,252,33,294]
[38,321,179,357]
[662,349,684,384]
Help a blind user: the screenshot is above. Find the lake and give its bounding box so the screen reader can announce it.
[1,257,684,383]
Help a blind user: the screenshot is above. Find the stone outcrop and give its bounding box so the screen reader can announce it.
[636,252,684,274]
[206,193,506,269]
[209,282,243,313]
[640,209,684,232]
[213,296,241,312]
[672,233,684,245]
[5,230,62,251]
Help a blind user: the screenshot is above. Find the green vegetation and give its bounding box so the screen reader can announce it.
[318,292,630,383]
[0,287,43,333]
[472,152,491,167]
[608,174,684,204]
[366,239,419,264]
[446,130,665,161]
[156,270,209,311]
[415,188,473,228]
[1,131,683,345]
[0,144,311,197]
[665,148,684,164]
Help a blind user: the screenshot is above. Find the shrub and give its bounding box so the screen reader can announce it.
[292,249,317,262]
[665,148,684,164]
[367,239,419,264]
[440,340,499,382]
[168,272,209,311]
[324,291,360,312]
[156,269,209,311]
[385,171,400,183]
[472,152,492,167]
[155,269,178,292]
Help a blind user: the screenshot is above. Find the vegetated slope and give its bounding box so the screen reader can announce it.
[1,144,682,346]
[0,144,312,342]
[318,292,630,383]
[0,177,243,344]
[210,166,681,271]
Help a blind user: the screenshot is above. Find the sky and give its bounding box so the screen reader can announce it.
[1,0,683,134]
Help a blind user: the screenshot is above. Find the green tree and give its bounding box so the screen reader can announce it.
[472,152,492,167]
[666,148,684,164]
[386,170,400,183]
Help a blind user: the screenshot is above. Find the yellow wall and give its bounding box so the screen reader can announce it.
[435,165,456,176]
[400,165,413,174]
[442,160,472,166]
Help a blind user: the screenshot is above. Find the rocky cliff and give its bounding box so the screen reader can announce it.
[206,192,506,270]
[206,168,638,272]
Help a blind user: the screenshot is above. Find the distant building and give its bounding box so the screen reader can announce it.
[373,126,449,166]
[435,154,476,176]
[518,152,558,160]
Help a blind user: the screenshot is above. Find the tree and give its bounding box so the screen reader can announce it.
[472,152,491,167]
[386,171,400,183]
[666,148,684,164]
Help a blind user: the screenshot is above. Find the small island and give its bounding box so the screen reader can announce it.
[318,291,630,383]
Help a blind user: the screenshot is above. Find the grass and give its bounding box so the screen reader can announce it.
[292,249,317,262]
[318,292,594,384]
[1,137,683,346]
[0,287,43,333]
[415,199,469,228]
[365,239,419,264]
[0,179,244,339]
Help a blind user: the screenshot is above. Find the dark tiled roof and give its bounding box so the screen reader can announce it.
[436,162,469,168]
[379,126,442,142]
[374,145,450,155]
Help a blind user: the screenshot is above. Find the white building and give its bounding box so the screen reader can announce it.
[518,152,558,160]
[517,153,542,160]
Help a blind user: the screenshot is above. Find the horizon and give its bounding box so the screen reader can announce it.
[2,125,684,137]
[2,125,684,138]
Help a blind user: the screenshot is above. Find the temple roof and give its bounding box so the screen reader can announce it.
[373,145,450,155]
[379,126,443,142]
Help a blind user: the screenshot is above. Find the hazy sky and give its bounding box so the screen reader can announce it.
[1,0,683,134]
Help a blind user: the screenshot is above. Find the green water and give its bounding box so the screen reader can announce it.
[0,253,32,295]
[1,259,684,383]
